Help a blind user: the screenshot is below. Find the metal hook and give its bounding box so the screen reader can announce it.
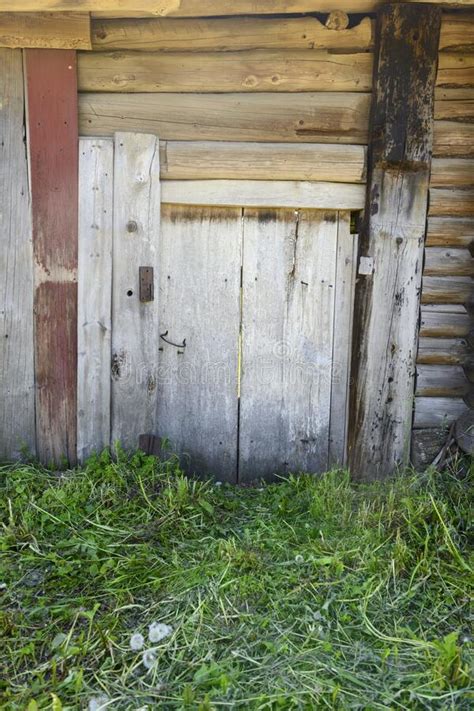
[160,330,186,349]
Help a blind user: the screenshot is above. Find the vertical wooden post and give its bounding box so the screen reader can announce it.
[25,49,78,465]
[348,4,441,480]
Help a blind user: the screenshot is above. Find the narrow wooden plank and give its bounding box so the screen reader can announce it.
[329,215,358,466]
[25,49,78,465]
[78,49,373,93]
[424,247,474,277]
[111,132,160,449]
[157,205,241,480]
[431,159,474,188]
[437,53,474,88]
[422,276,473,304]
[440,13,474,52]
[417,337,471,365]
[79,92,371,144]
[160,141,367,183]
[239,209,339,482]
[420,305,472,338]
[434,98,474,121]
[77,139,113,461]
[91,16,374,53]
[416,364,471,397]
[426,217,474,246]
[348,4,441,480]
[161,180,365,210]
[0,49,35,459]
[0,12,91,49]
[435,86,474,101]
[414,397,469,428]
[434,121,474,157]
[429,188,474,217]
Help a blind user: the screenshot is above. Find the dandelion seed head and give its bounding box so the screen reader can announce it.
[142,648,157,670]
[148,621,173,643]
[295,554,304,564]
[130,632,145,651]
[88,695,109,711]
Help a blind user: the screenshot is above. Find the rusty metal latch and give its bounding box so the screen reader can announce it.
[139,266,154,302]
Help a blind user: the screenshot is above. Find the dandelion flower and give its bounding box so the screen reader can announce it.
[142,648,157,670]
[88,695,109,711]
[130,632,145,651]
[148,621,173,643]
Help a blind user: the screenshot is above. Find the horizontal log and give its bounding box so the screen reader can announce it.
[413,397,469,428]
[434,99,474,121]
[424,247,474,277]
[77,50,373,93]
[429,188,474,217]
[91,16,374,52]
[422,276,473,304]
[437,53,474,88]
[433,121,474,157]
[79,92,371,143]
[420,305,472,337]
[435,86,474,100]
[430,159,474,188]
[417,337,471,365]
[416,364,471,397]
[160,140,367,182]
[0,12,91,49]
[161,179,365,209]
[439,13,474,52]
[426,217,474,246]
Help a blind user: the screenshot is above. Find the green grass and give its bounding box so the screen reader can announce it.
[1,449,473,710]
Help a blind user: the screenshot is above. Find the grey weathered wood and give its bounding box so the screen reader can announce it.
[420,305,472,338]
[111,132,160,449]
[329,215,358,466]
[77,138,114,461]
[424,247,474,277]
[414,397,468,428]
[0,48,35,459]
[422,276,473,304]
[348,3,441,479]
[416,364,471,397]
[426,217,474,247]
[411,428,451,469]
[157,205,241,480]
[239,209,339,481]
[417,337,471,365]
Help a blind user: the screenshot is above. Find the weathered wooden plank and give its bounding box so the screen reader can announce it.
[424,247,474,277]
[434,99,474,121]
[434,121,474,157]
[348,4,441,480]
[161,180,365,210]
[420,305,472,338]
[417,337,471,365]
[0,49,35,460]
[329,215,358,466]
[157,205,241,481]
[430,159,474,188]
[25,49,78,465]
[78,49,373,93]
[79,92,371,144]
[111,132,160,449]
[437,53,474,88]
[416,364,471,397]
[435,86,474,101]
[77,139,113,461]
[239,209,339,482]
[160,141,367,183]
[414,396,469,428]
[429,188,474,217]
[426,217,474,246]
[0,12,91,49]
[440,13,474,52]
[91,16,374,52]
[422,276,473,304]
[411,428,451,469]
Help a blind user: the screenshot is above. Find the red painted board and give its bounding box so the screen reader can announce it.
[25,49,78,465]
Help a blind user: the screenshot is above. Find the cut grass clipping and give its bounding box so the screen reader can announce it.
[1,449,473,709]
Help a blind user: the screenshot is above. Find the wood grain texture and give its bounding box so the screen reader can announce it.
[157,205,241,480]
[430,159,474,188]
[77,139,113,461]
[78,49,373,93]
[0,49,35,460]
[426,217,474,246]
[25,49,78,465]
[440,13,474,52]
[348,4,441,480]
[239,209,339,482]
[0,12,91,49]
[161,180,365,210]
[420,305,472,337]
[422,276,473,304]
[416,364,471,397]
[79,92,371,144]
[424,247,474,277]
[434,121,474,157]
[437,53,474,88]
[91,16,374,52]
[160,141,367,183]
[414,397,469,428]
[111,132,160,450]
[417,337,471,365]
[434,98,474,121]
[429,188,474,217]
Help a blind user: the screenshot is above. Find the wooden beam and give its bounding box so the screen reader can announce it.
[440,13,474,52]
[77,50,373,93]
[434,98,474,122]
[420,305,472,338]
[25,49,78,466]
[433,121,474,157]
[79,92,371,144]
[422,276,473,304]
[424,247,474,277]
[91,16,374,52]
[437,53,474,88]
[416,364,471,397]
[0,12,91,49]
[431,159,474,188]
[348,3,441,480]
[429,188,474,217]
[426,217,474,246]
[414,397,469,428]
[417,337,471,365]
